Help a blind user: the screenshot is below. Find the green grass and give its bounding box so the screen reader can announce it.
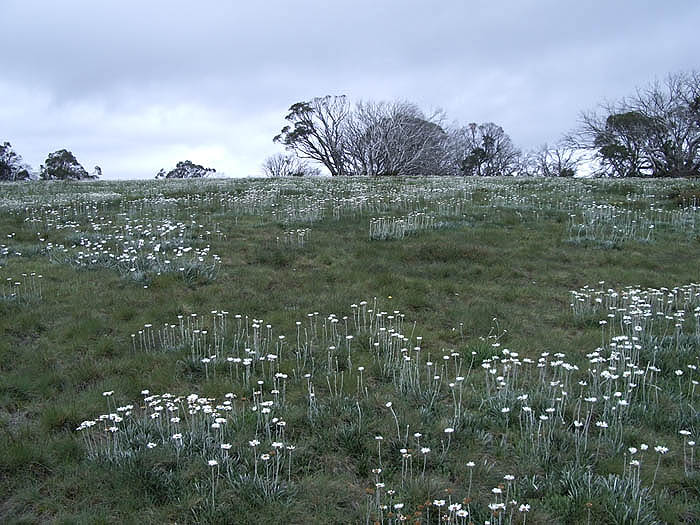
[0,176,699,524]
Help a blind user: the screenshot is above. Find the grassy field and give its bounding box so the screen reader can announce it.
[1,176,699,524]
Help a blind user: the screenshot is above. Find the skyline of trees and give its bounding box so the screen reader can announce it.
[3,70,699,181]
[274,96,524,177]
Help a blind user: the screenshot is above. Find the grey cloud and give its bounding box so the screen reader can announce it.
[1,0,699,178]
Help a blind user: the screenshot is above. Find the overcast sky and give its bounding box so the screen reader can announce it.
[1,1,698,179]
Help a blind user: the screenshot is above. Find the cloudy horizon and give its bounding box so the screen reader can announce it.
[1,1,699,179]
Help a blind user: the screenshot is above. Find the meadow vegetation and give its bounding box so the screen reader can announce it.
[0,176,699,524]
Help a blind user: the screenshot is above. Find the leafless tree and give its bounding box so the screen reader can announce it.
[274,95,351,176]
[262,153,318,177]
[523,143,578,177]
[346,100,451,176]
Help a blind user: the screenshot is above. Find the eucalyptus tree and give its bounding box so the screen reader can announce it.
[573,107,655,177]
[457,122,520,176]
[274,95,351,177]
[155,160,215,179]
[570,70,700,177]
[346,101,451,176]
[635,71,700,177]
[40,149,90,180]
[0,142,32,181]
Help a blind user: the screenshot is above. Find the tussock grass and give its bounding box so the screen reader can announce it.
[1,176,699,523]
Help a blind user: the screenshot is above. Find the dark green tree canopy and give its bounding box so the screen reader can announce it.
[591,111,656,178]
[571,70,700,177]
[40,149,90,180]
[156,160,216,179]
[0,142,32,181]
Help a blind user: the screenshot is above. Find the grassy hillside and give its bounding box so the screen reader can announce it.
[1,176,699,524]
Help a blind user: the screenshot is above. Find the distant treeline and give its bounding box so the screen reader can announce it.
[3,70,699,181]
[0,146,213,182]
